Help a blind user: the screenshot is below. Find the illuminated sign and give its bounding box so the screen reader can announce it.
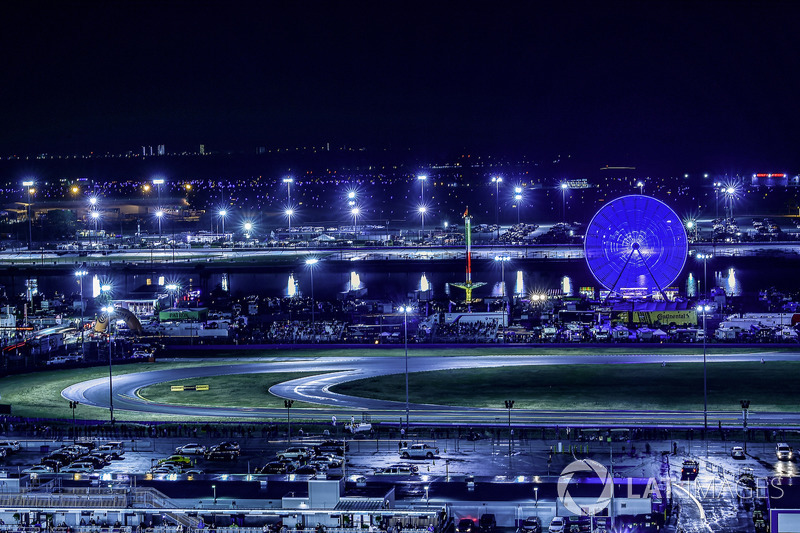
[755,173,786,178]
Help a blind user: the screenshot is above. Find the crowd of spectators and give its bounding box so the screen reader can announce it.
[265,321,345,343]
[426,319,500,343]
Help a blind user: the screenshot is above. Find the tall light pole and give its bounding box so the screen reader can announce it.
[399,305,411,429]
[22,180,34,250]
[100,288,114,424]
[284,399,294,443]
[243,221,253,240]
[166,283,179,307]
[697,304,710,432]
[495,256,510,342]
[725,187,736,220]
[740,399,750,453]
[283,177,294,206]
[504,400,515,445]
[75,269,87,353]
[418,206,427,242]
[417,175,427,204]
[69,400,79,443]
[492,176,503,237]
[155,210,164,239]
[219,209,227,241]
[285,208,294,230]
[306,258,318,326]
[514,187,523,225]
[152,178,165,205]
[90,211,100,246]
[697,253,712,299]
[636,181,644,195]
[350,207,360,242]
[560,182,568,224]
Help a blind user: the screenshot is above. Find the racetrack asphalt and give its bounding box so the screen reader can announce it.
[61,351,800,428]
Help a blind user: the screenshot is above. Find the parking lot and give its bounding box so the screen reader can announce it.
[0,434,791,482]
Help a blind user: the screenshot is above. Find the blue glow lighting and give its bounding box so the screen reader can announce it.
[584,195,688,295]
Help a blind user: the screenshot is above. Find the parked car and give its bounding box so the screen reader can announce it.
[61,463,95,473]
[205,448,238,461]
[62,444,90,457]
[480,514,497,533]
[548,517,566,533]
[257,461,295,474]
[278,447,311,461]
[399,443,439,459]
[315,440,348,455]
[456,519,478,533]
[22,465,55,475]
[518,517,542,533]
[731,446,746,459]
[149,466,180,475]
[82,455,109,469]
[0,441,20,452]
[41,458,64,472]
[215,441,240,452]
[46,452,75,465]
[96,443,124,459]
[310,455,342,469]
[293,464,320,475]
[150,462,182,473]
[158,455,193,466]
[373,464,419,476]
[175,443,207,455]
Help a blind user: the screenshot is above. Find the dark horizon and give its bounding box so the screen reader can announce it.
[3,1,800,171]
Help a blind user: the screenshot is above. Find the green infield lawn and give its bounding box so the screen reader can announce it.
[331,361,800,412]
[137,372,324,409]
[0,362,213,421]
[0,350,797,420]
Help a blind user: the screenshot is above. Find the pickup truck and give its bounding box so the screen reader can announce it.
[399,443,439,459]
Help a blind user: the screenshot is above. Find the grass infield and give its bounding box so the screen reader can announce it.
[0,348,796,420]
[331,361,800,412]
[138,372,323,409]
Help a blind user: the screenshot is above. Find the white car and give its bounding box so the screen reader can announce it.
[548,517,566,533]
[777,443,793,461]
[61,463,94,473]
[731,446,745,459]
[399,443,439,459]
[96,442,125,458]
[374,464,419,476]
[175,443,207,455]
[0,441,20,452]
[310,455,343,469]
[150,463,182,474]
[278,447,311,461]
[22,465,54,475]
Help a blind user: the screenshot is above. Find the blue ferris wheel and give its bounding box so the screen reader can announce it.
[584,195,688,298]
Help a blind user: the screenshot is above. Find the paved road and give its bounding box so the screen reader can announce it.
[62,352,800,427]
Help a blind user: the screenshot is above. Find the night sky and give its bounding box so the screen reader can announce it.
[3,1,800,171]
